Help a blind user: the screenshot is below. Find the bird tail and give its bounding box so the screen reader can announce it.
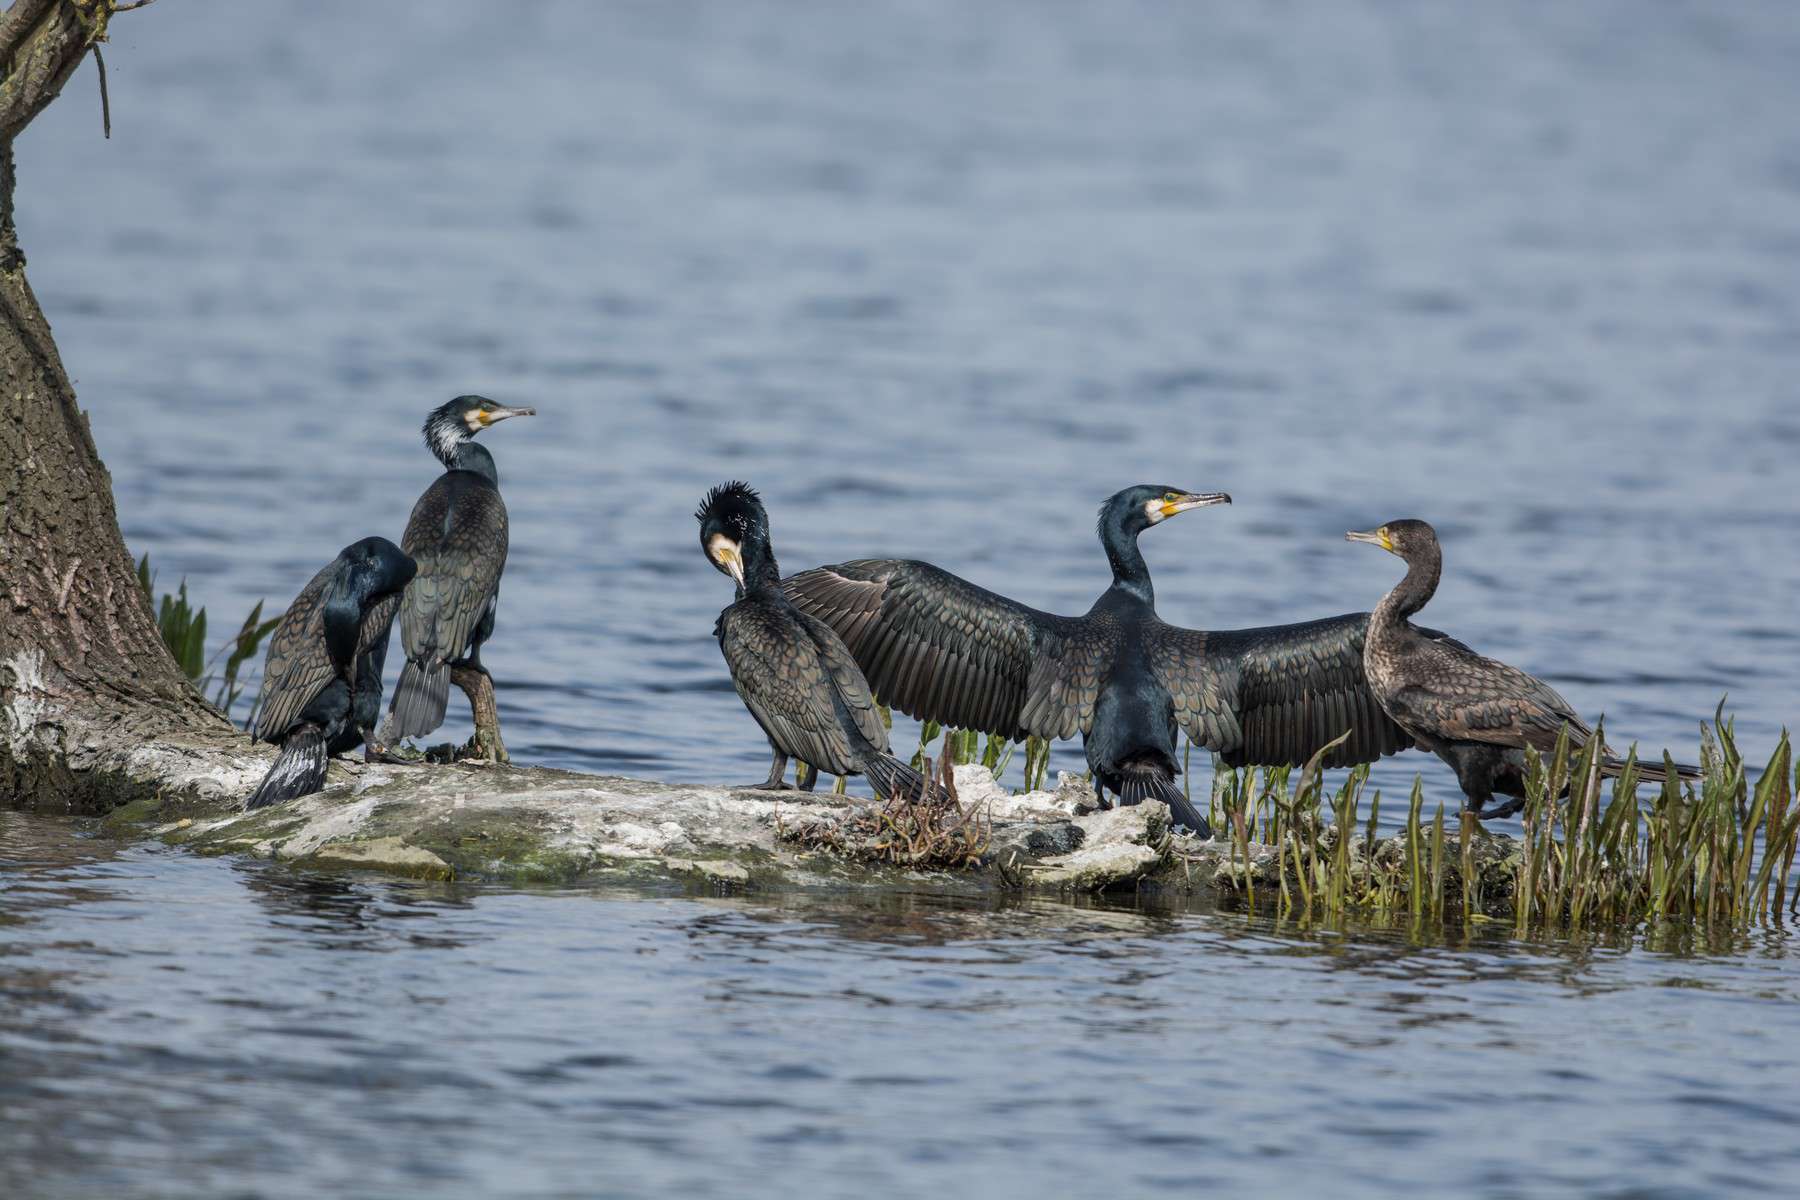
[863,753,932,804]
[1118,766,1211,838]
[1603,755,1703,784]
[246,725,329,810]
[385,658,449,741]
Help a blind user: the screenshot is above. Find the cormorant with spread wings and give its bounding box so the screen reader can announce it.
[785,485,1420,836]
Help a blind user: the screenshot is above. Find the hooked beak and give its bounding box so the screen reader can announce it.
[479,404,537,427]
[1159,492,1232,519]
[1345,528,1393,551]
[708,535,745,587]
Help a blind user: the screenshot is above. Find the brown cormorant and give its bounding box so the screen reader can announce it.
[699,481,930,800]
[785,485,1419,836]
[1346,518,1700,818]
[383,395,534,761]
[247,536,416,808]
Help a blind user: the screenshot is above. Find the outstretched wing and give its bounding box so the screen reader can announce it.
[398,474,508,668]
[1147,613,1416,769]
[783,559,1105,741]
[718,603,862,777]
[251,562,338,742]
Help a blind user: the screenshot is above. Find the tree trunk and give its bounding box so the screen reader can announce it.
[0,0,231,812]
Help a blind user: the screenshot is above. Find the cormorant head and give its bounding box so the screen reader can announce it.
[1101,484,1233,537]
[340,535,417,601]
[1345,518,1437,559]
[695,480,770,590]
[423,395,537,467]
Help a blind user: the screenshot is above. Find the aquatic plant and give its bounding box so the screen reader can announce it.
[136,554,282,721]
[1200,713,1800,931]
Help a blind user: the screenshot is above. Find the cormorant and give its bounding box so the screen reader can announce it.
[246,536,416,809]
[698,481,930,801]
[1346,518,1700,818]
[786,485,1419,837]
[382,394,534,761]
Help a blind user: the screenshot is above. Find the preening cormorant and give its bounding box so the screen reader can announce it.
[383,395,534,761]
[786,485,1420,837]
[1346,518,1700,818]
[247,536,416,809]
[698,481,930,801]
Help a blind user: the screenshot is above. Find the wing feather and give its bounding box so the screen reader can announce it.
[718,603,862,776]
[251,562,339,743]
[784,559,1096,740]
[1148,612,1415,768]
[398,474,509,668]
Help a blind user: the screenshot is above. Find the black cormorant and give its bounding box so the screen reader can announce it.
[698,481,930,800]
[383,395,534,761]
[247,536,416,809]
[786,485,1419,837]
[1346,518,1700,818]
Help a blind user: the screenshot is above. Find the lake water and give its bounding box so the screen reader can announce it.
[6,1,1800,1195]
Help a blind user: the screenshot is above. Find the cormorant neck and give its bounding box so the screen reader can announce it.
[1099,511,1154,607]
[1377,543,1441,626]
[425,411,471,469]
[738,534,784,599]
[450,442,499,487]
[322,575,366,670]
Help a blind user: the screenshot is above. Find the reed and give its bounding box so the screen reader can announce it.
[136,554,282,721]
[1202,713,1800,932]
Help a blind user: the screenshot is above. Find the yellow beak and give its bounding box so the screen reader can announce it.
[1159,491,1232,519]
[478,405,537,427]
[1345,528,1393,551]
[709,537,745,586]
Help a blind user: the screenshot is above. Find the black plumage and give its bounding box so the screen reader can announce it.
[1347,518,1700,818]
[786,485,1423,836]
[383,395,534,758]
[698,482,929,800]
[246,537,416,809]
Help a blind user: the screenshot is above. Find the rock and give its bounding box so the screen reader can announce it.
[1025,801,1168,892]
[1054,770,1102,813]
[303,837,454,881]
[666,859,752,886]
[989,820,1084,860]
[1026,842,1164,891]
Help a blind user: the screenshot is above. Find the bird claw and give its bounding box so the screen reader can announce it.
[359,729,416,765]
[1470,798,1525,820]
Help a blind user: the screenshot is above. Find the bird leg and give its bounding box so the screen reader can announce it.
[359,727,414,765]
[450,662,509,764]
[1451,754,1509,820]
[742,747,793,791]
[1477,796,1526,820]
[796,763,819,792]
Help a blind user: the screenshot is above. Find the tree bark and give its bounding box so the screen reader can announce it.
[0,0,231,812]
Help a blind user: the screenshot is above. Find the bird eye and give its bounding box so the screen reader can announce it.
[1163,492,1179,502]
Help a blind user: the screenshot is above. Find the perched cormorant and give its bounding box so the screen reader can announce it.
[786,486,1420,837]
[382,395,534,761]
[1346,518,1700,818]
[698,482,930,801]
[247,537,416,809]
